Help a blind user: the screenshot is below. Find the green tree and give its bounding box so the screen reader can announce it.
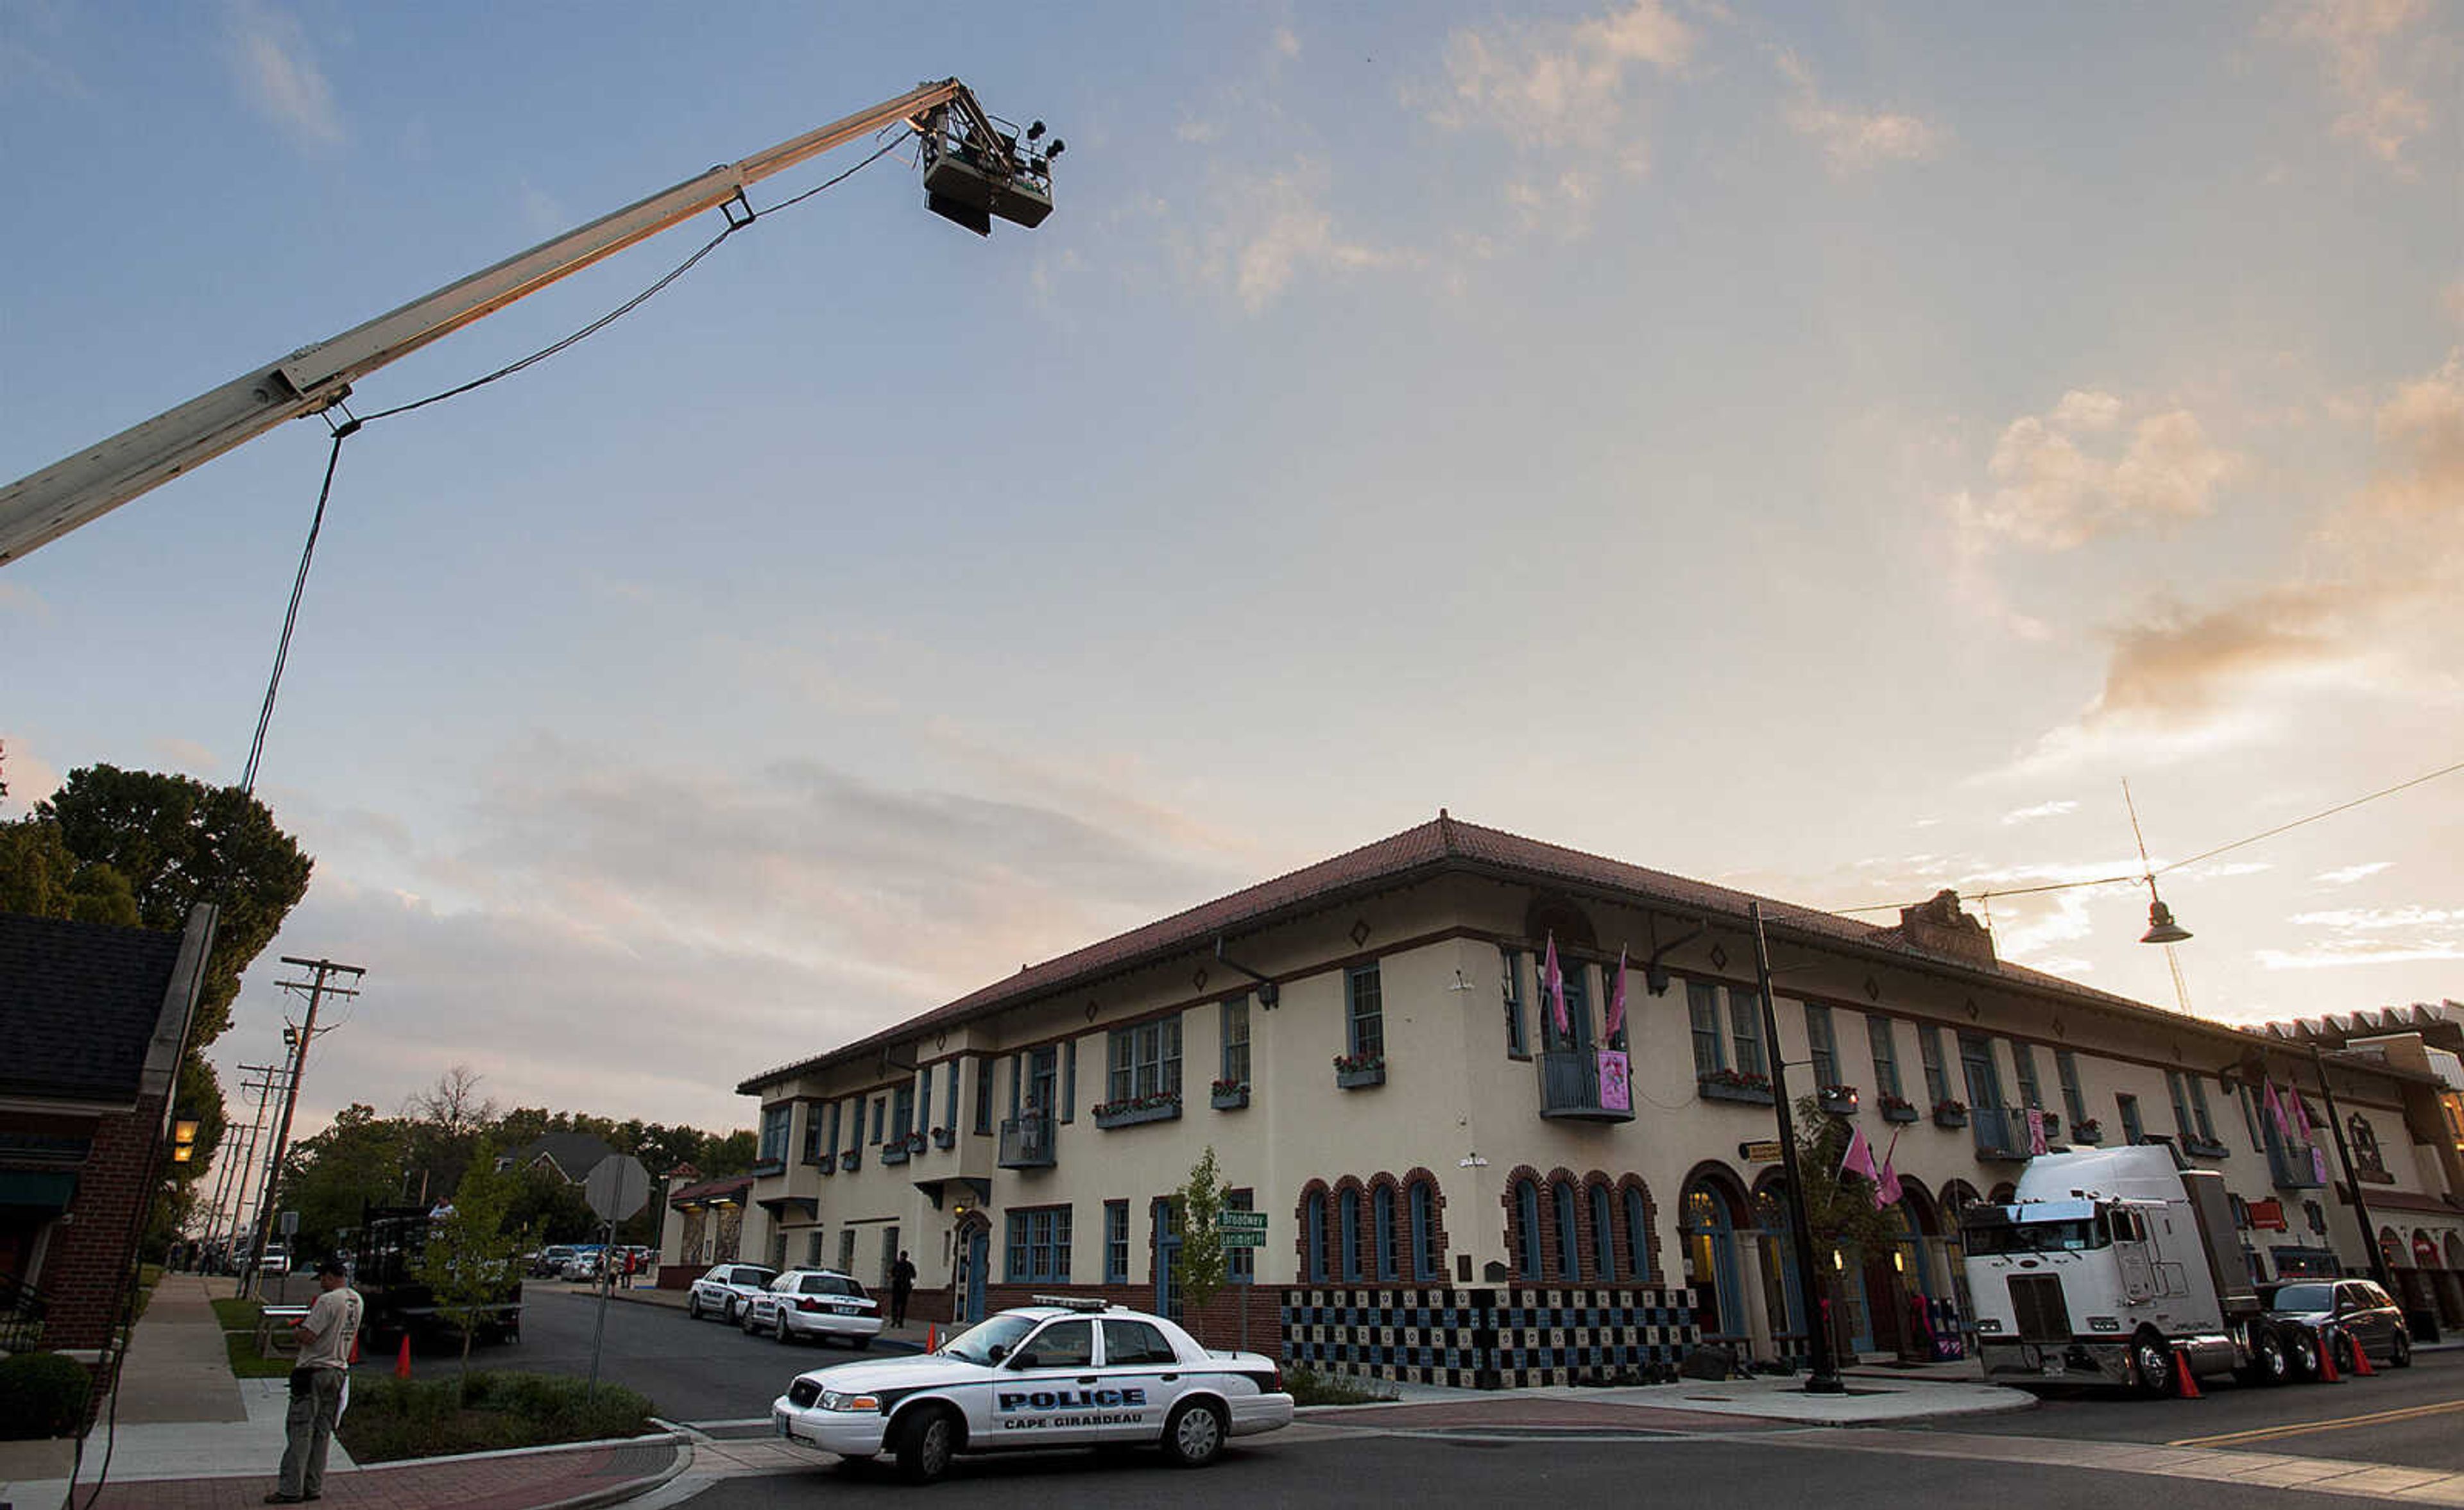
[1787,1095,1909,1358]
[416,1135,528,1390]
[282,1103,415,1254]
[1172,1146,1232,1328]
[0,815,139,925]
[503,1166,599,1245]
[696,1130,757,1177]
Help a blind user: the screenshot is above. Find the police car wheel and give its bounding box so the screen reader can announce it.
[896,1407,960,1484]
[1163,1400,1226,1468]
[774,1314,794,1343]
[687,1294,703,1320]
[741,1307,760,1335]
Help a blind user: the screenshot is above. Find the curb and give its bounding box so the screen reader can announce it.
[528,1439,694,1510]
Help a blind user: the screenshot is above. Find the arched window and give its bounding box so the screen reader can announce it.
[1409,1180,1438,1280]
[1591,1184,1618,1282]
[1623,1187,1650,1282]
[1304,1189,1328,1282]
[1373,1185,1397,1281]
[1515,1179,1543,1280]
[1339,1189,1362,1282]
[1552,1180,1581,1282]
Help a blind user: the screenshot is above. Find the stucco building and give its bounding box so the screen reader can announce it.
[732,815,2449,1384]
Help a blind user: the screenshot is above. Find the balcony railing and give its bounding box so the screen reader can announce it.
[1971,1107,2027,1160]
[998,1113,1056,1169]
[0,1273,46,1353]
[1537,1050,1634,1123]
[2266,1126,2325,1189]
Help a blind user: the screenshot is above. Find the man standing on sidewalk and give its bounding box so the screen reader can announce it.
[268,1258,363,1504]
[889,1250,916,1329]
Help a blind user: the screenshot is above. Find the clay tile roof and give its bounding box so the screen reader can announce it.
[735,813,2271,1094]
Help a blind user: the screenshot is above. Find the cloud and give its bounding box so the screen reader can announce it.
[0,738,62,817]
[224,0,343,146]
[1950,391,2239,552]
[2089,584,2347,724]
[2002,799,2079,825]
[1273,26,1301,58]
[1774,51,1945,174]
[2314,861,2392,884]
[1430,0,1695,151]
[150,736,221,775]
[2264,0,2437,165]
[1175,158,1409,312]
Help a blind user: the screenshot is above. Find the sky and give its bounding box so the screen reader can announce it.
[3,1,2460,1144]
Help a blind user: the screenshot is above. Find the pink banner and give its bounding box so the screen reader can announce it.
[1596,1049,1631,1112]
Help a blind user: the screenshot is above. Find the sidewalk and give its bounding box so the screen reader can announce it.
[0,1275,682,1510]
[1294,1373,2034,1432]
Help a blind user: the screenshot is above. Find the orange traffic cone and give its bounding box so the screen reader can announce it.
[2345,1329,2376,1376]
[926,1325,938,1352]
[2317,1330,2341,1382]
[350,1332,361,1365]
[395,1336,413,1379]
[2171,1349,2203,1399]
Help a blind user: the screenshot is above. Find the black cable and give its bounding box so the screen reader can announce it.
[238,431,346,798]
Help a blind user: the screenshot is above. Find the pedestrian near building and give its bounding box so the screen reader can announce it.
[268,1258,363,1504]
[889,1250,916,1328]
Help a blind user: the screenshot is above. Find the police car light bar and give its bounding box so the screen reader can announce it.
[1030,1294,1112,1312]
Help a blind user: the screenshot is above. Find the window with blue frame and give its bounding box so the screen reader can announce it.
[1623,1187,1650,1281]
[1728,987,1767,1078]
[2165,1071,2194,1140]
[1541,960,1590,1053]
[758,1103,791,1164]
[1061,1040,1075,1123]
[891,1083,914,1141]
[1552,1180,1581,1281]
[801,1104,825,1163]
[1004,1206,1072,1284]
[1108,1017,1183,1101]
[2055,1049,2087,1126]
[1339,1190,1362,1281]
[1103,1200,1129,1284]
[916,1071,932,1135]
[2187,1074,2218,1144]
[1346,964,1385,1062]
[1304,1190,1328,1282]
[1409,1180,1438,1280]
[1373,1186,1396,1280]
[2010,1040,2043,1110]
[1591,1185,1618,1282]
[1687,981,1725,1076]
[1515,1180,1543,1280]
[1919,1025,1951,1107]
[1868,1015,1904,1101]
[1805,1003,1838,1088]
[2118,1092,2146,1145]
[973,1058,993,1133]
[1501,946,1528,1058]
[1221,996,1250,1088]
[944,1061,960,1132]
[870,1096,886,1144]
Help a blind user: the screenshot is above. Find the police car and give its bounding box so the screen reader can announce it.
[771,1296,1294,1483]
[683,1263,778,1324]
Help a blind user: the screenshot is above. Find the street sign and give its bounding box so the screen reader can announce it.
[1219,1231,1265,1248]
[279,1210,299,1236]
[585,1155,651,1222]
[1738,1141,1783,1164]
[1217,1211,1268,1232]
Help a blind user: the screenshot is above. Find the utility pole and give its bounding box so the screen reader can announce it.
[203,1063,279,1269]
[2309,1042,2395,1290]
[244,956,363,1297]
[1752,903,1845,1395]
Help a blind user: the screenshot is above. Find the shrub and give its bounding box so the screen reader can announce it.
[1281,1365,1394,1406]
[336,1371,654,1463]
[0,1353,94,1439]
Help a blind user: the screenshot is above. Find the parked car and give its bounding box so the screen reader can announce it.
[2259,1278,2413,1373]
[559,1247,608,1282]
[533,1245,579,1278]
[744,1268,882,1348]
[771,1296,1292,1483]
[686,1263,778,1323]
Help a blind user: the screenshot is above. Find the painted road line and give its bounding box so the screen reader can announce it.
[2168,1398,2464,1449]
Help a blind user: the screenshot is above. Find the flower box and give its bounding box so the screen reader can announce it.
[1093,1096,1182,1130]
[2071,1119,2103,1144]
[932,1126,956,1150]
[840,1147,860,1171]
[811,1151,838,1174]
[1210,1085,1251,1110]
[1818,1085,1860,1116]
[880,1140,910,1167]
[2183,1136,2232,1160]
[906,1130,927,1153]
[1332,1053,1385,1089]
[1878,1096,1920,1124]
[1699,1073,1775,1107]
[1932,1102,1969,1130]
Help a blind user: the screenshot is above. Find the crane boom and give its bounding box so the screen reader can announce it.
[1,78,1022,566]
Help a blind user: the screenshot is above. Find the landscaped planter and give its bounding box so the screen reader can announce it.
[1210,1086,1251,1110]
[1335,1065,1386,1090]
[1699,1076,1775,1107]
[1093,1099,1182,1130]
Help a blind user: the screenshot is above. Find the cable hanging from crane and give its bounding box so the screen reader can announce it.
[238,130,915,800]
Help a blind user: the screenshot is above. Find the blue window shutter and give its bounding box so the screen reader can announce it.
[1061,1039,1076,1123]
[1009,1055,1022,1120]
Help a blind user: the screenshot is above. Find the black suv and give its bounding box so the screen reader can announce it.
[2257,1277,2413,1372]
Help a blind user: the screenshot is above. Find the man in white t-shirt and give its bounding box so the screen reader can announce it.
[268,1258,362,1504]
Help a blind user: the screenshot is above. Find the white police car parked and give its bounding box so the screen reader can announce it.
[744,1268,884,1348]
[771,1296,1293,1482]
[685,1263,778,1324]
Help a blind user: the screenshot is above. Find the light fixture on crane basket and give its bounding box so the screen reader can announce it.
[920,101,1060,236]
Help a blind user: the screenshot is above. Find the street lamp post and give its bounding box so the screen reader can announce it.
[1750,903,1844,1395]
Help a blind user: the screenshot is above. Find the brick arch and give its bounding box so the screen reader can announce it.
[1398,1166,1451,1281]
[1295,1178,1332,1282]
[1614,1174,1664,1284]
[1534,1167,1586,1281]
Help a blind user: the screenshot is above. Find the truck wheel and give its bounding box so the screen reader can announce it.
[2240,1328,2289,1387]
[2132,1334,2178,1398]
[895,1406,961,1484]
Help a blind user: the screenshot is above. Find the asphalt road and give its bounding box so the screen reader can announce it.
[1944,1348,2464,1471]
[490,1284,898,1423]
[658,1429,2399,1510]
